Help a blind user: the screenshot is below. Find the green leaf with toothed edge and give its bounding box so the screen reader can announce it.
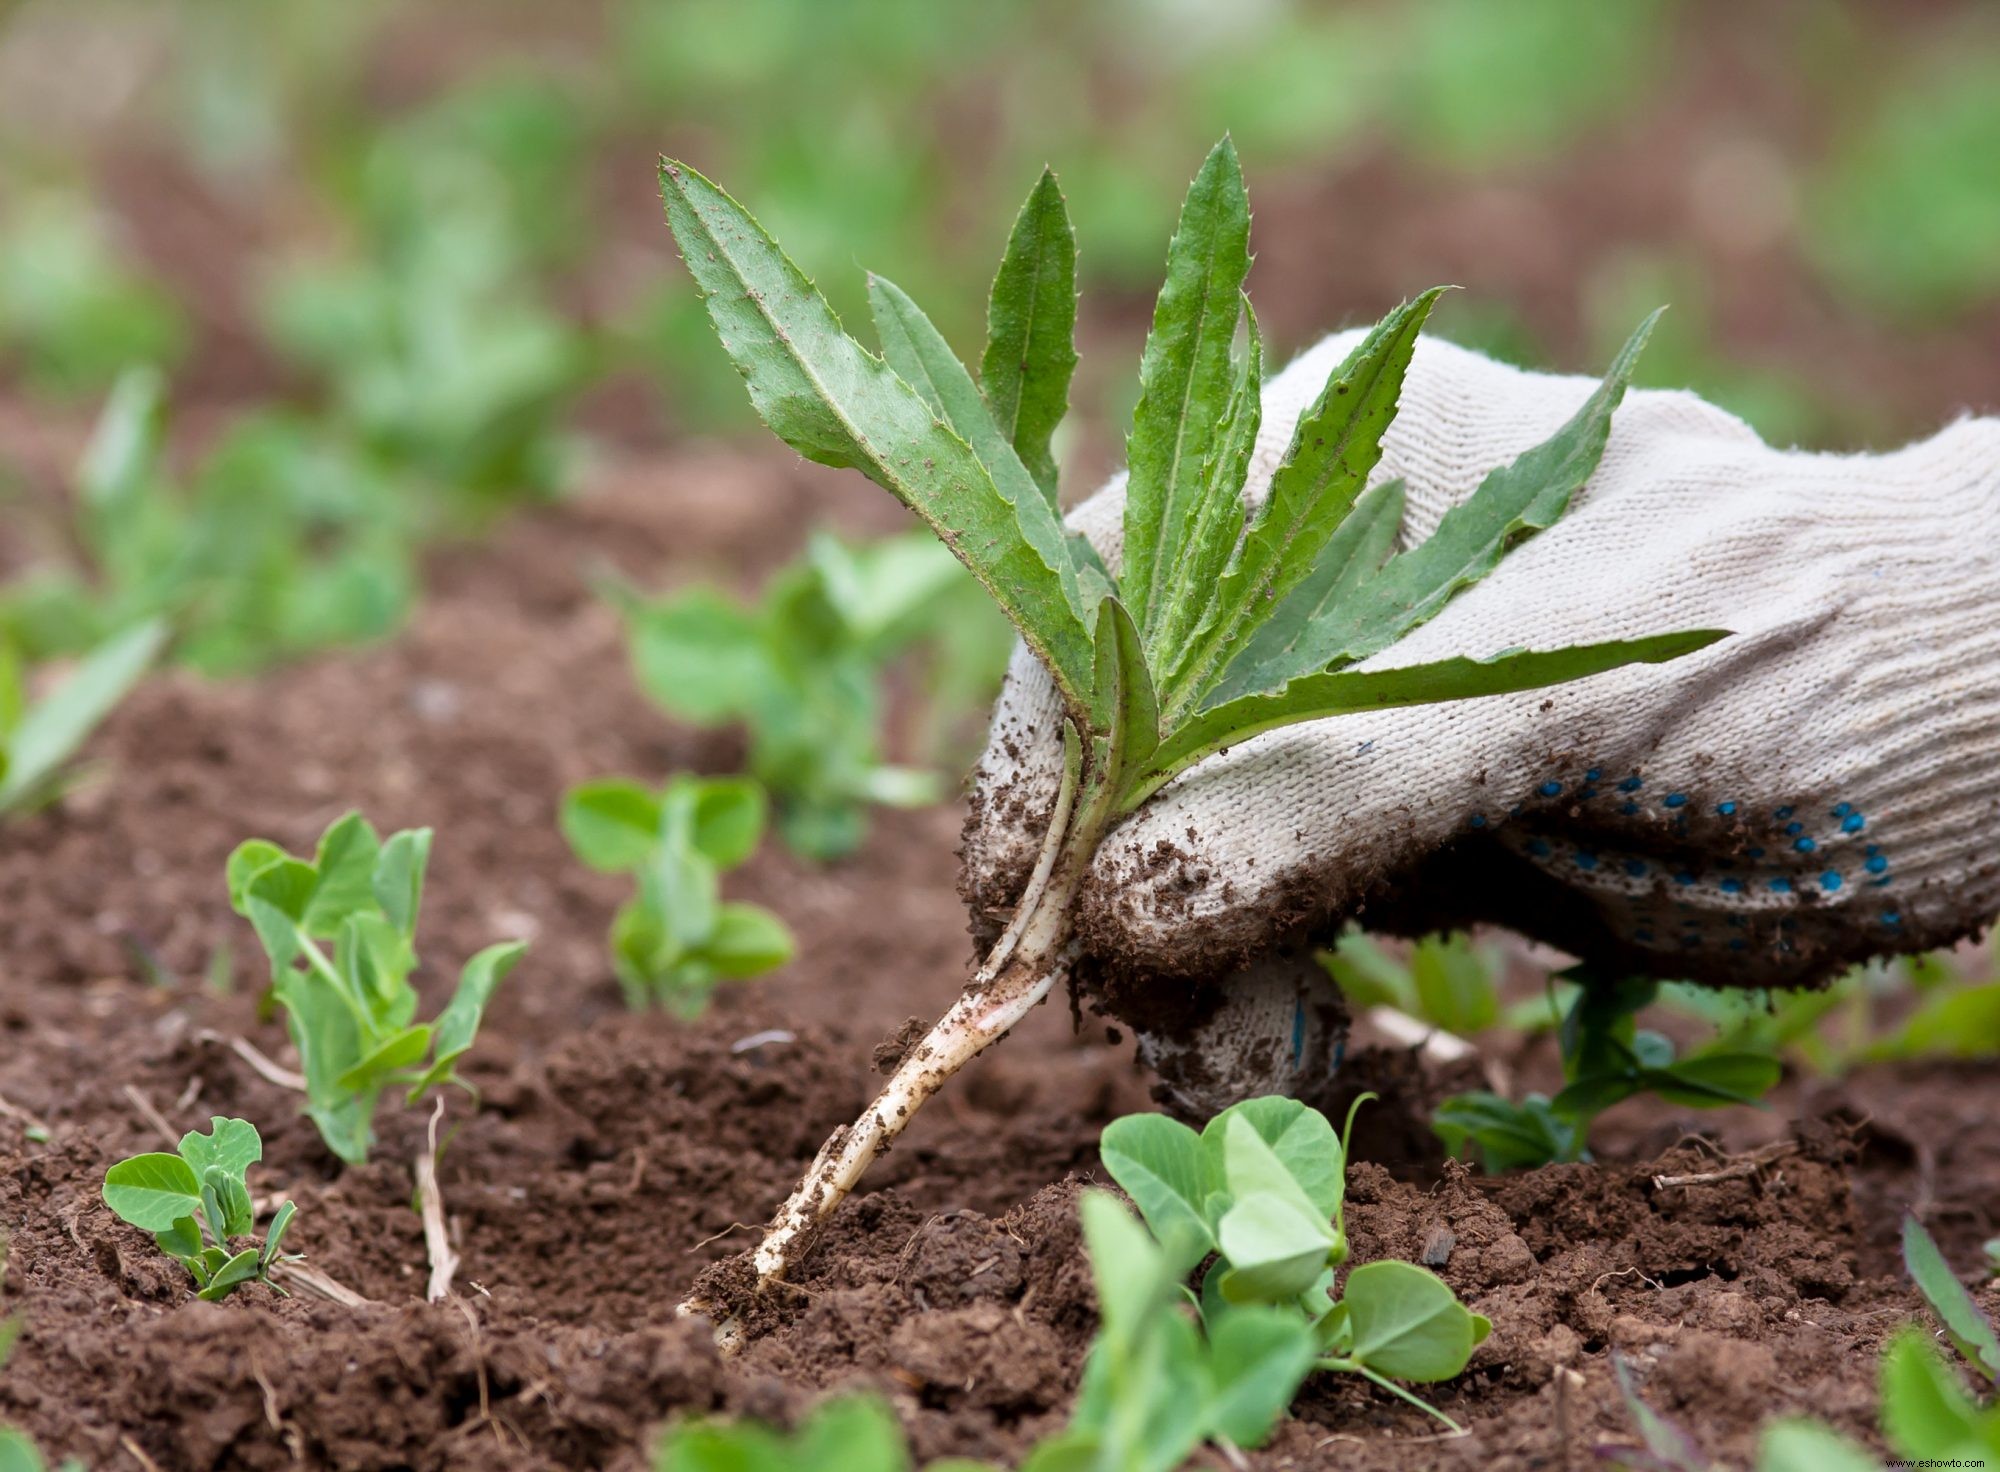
[657,159,1094,717]
[1206,478,1406,704]
[1088,596,1158,792]
[1168,288,1443,715]
[1303,308,1664,672]
[1149,293,1264,673]
[1121,137,1252,639]
[865,273,1082,623]
[1903,1215,2000,1381]
[1121,629,1729,814]
[981,167,1077,507]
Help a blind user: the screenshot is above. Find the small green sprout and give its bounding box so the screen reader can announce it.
[0,369,415,678]
[1752,1218,2000,1470]
[561,775,793,1014]
[657,1395,991,1472]
[228,812,528,1165]
[100,1117,299,1302]
[0,190,187,399]
[1434,972,1782,1173]
[0,619,164,821]
[1102,1095,1488,1432]
[661,137,1724,1290]
[615,530,1010,860]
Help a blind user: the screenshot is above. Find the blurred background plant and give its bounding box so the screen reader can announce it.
[0,0,1996,967]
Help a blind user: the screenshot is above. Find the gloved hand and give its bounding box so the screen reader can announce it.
[961,331,2000,1114]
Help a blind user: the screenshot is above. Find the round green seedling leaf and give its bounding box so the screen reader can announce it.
[1216,1191,1339,1305]
[103,1153,204,1231]
[704,903,793,978]
[0,1425,48,1472]
[1341,1259,1490,1382]
[629,588,773,724]
[1200,1097,1345,1220]
[790,1397,914,1472]
[1204,1304,1319,1448]
[177,1117,261,1182]
[690,778,767,869]
[1099,1112,1216,1270]
[1755,1419,1883,1472]
[560,779,663,873]
[224,840,287,914]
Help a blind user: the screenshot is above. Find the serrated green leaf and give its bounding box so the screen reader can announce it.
[0,618,164,814]
[1099,1112,1215,1269]
[1148,295,1263,671]
[1207,478,1405,703]
[1313,309,1662,667]
[981,167,1077,506]
[1903,1216,2000,1381]
[1167,290,1442,714]
[1126,630,1728,813]
[103,1153,203,1232]
[658,158,1093,716]
[1089,595,1158,789]
[1341,1259,1484,1382]
[1121,137,1251,638]
[868,275,1083,626]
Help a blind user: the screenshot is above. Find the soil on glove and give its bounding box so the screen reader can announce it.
[1,447,1996,1472]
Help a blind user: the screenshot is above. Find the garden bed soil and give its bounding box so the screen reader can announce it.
[2,450,1996,1471]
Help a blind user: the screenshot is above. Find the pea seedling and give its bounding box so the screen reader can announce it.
[560,774,793,1014]
[1434,972,1782,1172]
[100,1117,299,1302]
[660,138,1724,1290]
[1103,1095,1487,1431]
[614,530,1007,860]
[228,811,527,1165]
[0,619,163,821]
[0,369,414,679]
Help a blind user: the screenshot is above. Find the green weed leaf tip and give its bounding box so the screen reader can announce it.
[657,157,1094,717]
[981,167,1077,507]
[1903,1215,2000,1382]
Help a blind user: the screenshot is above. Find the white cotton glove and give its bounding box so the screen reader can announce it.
[962,330,2000,1102]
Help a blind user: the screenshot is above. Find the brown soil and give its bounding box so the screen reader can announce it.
[2,448,1996,1472]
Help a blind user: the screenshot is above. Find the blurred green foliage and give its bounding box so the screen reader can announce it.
[0,192,187,399]
[0,370,413,676]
